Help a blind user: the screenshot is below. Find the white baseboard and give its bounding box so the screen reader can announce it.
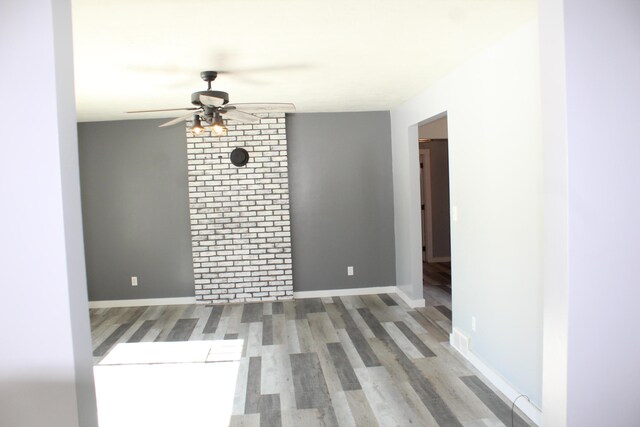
[395,287,426,308]
[294,286,397,299]
[89,287,427,310]
[450,328,542,425]
[88,296,196,308]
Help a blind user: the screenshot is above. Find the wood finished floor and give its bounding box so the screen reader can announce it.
[90,294,533,427]
[423,261,451,289]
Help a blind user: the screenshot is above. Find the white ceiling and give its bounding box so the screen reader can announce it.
[71,0,536,122]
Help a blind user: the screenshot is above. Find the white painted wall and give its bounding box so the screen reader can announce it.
[390,21,543,406]
[540,1,640,425]
[0,0,97,426]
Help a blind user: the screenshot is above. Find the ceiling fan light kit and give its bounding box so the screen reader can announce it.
[127,70,295,164]
[191,114,205,135]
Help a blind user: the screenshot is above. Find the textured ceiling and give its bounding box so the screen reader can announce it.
[71,0,536,122]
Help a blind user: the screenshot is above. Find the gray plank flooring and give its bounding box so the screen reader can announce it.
[91,295,536,426]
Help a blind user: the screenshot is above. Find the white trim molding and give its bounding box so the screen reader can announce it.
[450,328,542,425]
[293,286,397,299]
[88,296,197,308]
[394,287,426,308]
[89,287,427,310]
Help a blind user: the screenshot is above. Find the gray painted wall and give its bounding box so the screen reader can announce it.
[287,112,396,292]
[78,119,194,301]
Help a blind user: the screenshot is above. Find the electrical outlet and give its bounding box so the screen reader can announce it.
[471,316,477,332]
[452,206,459,222]
[347,266,354,276]
[131,276,138,287]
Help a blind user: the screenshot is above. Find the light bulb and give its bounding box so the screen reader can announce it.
[210,112,228,136]
[191,115,205,135]
[211,123,227,136]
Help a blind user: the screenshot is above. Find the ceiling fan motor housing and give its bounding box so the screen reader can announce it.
[191,90,229,107]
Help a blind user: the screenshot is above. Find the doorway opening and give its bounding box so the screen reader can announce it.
[418,115,452,323]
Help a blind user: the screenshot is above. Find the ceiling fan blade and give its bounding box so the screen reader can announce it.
[159,110,202,128]
[127,107,199,113]
[199,94,226,107]
[221,109,261,124]
[225,103,296,113]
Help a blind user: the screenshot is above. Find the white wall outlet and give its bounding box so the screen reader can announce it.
[131,276,138,287]
[347,266,354,276]
[471,316,477,332]
[452,206,459,222]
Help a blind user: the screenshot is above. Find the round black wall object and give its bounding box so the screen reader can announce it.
[230,147,249,167]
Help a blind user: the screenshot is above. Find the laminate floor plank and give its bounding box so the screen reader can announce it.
[245,356,262,414]
[343,390,379,427]
[285,320,301,354]
[283,301,296,321]
[408,310,450,342]
[272,301,284,315]
[393,320,437,358]
[326,342,361,391]
[295,319,316,354]
[127,319,157,343]
[358,307,463,427]
[188,304,212,340]
[233,357,251,415]
[312,339,343,395]
[415,357,495,425]
[242,303,264,323]
[203,304,225,334]
[290,352,331,410]
[262,314,274,346]
[340,295,367,310]
[93,322,134,356]
[461,375,532,427]
[381,322,425,360]
[153,305,189,342]
[90,296,537,427]
[307,312,339,344]
[378,293,399,307]
[294,298,326,320]
[230,414,260,427]
[360,294,399,323]
[354,365,424,426]
[260,394,282,427]
[434,304,453,320]
[332,297,381,368]
[328,390,356,427]
[245,322,264,358]
[323,302,346,330]
[226,304,245,335]
[271,314,287,346]
[334,328,366,371]
[165,318,198,342]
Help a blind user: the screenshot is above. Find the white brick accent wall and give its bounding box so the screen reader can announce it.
[186,113,293,303]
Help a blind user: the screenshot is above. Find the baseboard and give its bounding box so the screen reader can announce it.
[88,296,196,308]
[293,286,397,299]
[394,286,426,308]
[450,328,542,425]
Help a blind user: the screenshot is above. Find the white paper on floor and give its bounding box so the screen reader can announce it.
[94,340,244,427]
[99,340,244,365]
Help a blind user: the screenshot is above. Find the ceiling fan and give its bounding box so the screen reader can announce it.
[127,71,295,136]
